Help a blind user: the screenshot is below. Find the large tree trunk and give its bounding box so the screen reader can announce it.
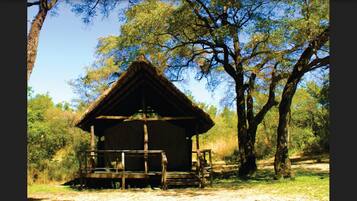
[238,125,258,176]
[235,76,251,177]
[274,76,300,179]
[239,69,279,177]
[238,73,256,177]
[27,7,48,80]
[235,81,260,177]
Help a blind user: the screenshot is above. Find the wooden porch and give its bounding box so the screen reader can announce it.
[79,149,212,189]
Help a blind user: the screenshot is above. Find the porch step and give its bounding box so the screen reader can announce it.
[167,180,200,186]
[166,172,197,178]
[166,172,200,187]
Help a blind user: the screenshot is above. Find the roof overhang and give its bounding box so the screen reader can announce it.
[75,60,214,135]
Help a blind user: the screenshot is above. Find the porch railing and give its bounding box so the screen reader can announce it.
[192,149,213,187]
[79,149,168,189]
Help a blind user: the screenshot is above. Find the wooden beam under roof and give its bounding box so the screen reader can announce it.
[96,115,196,121]
[96,115,129,120]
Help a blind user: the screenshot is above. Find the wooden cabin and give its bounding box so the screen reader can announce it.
[75,59,214,189]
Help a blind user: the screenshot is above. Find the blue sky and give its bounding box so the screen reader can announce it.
[28,3,225,109]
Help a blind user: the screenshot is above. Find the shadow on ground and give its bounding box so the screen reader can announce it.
[57,154,329,197]
[209,161,329,191]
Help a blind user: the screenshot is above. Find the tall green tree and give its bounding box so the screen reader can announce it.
[274,0,329,179]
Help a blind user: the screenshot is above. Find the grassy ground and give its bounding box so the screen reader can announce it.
[213,169,329,200]
[28,184,74,194]
[28,156,329,201]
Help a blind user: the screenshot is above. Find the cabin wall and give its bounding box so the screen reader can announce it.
[102,121,192,171]
[147,121,191,171]
[103,121,144,171]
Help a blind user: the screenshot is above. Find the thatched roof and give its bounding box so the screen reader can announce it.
[75,60,214,135]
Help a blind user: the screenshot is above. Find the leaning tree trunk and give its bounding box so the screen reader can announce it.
[274,77,300,179]
[27,6,48,80]
[274,27,329,179]
[27,0,58,80]
[27,0,50,80]
[27,9,47,80]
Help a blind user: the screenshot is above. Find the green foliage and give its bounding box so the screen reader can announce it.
[255,107,279,158]
[28,91,90,184]
[69,0,176,106]
[302,78,329,154]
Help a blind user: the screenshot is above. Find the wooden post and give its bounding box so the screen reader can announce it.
[200,155,205,188]
[142,89,149,175]
[195,126,200,175]
[196,134,200,151]
[90,125,95,156]
[143,121,148,174]
[209,150,213,186]
[195,125,200,153]
[196,150,205,188]
[121,152,125,190]
[161,152,168,190]
[79,153,84,189]
[195,126,203,187]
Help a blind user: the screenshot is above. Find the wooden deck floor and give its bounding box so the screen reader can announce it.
[83,171,162,179]
[83,171,197,179]
[81,170,211,188]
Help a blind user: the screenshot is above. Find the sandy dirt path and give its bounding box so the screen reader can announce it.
[29,188,315,201]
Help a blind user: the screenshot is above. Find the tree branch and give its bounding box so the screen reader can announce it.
[306,56,329,72]
[296,27,329,74]
[194,0,218,27]
[254,62,280,124]
[46,0,58,10]
[89,0,101,15]
[27,1,40,7]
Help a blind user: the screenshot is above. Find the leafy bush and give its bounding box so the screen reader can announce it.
[27,89,89,184]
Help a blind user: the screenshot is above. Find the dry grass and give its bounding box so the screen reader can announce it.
[205,136,238,160]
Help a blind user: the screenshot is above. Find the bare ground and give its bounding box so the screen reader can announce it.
[28,188,315,201]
